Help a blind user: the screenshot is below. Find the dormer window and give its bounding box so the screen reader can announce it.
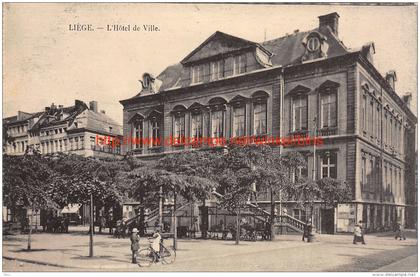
[301,31,328,62]
[142,73,153,89]
[307,37,320,52]
[210,60,224,81]
[192,65,204,84]
[233,54,246,75]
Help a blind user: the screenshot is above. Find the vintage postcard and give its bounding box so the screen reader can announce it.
[2,2,418,274]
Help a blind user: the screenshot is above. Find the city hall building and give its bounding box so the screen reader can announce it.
[120,13,417,233]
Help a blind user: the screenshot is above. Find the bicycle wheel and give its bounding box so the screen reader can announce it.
[137,248,155,267]
[160,245,176,264]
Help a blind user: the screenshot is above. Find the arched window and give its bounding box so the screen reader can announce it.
[171,105,187,146]
[147,109,162,147]
[128,113,145,150]
[252,91,268,136]
[209,98,227,143]
[189,103,204,146]
[230,96,248,138]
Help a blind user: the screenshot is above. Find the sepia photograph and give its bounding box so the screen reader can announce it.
[2,2,418,273]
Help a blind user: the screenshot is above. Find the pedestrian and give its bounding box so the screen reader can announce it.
[64,217,69,233]
[302,219,312,242]
[130,228,140,264]
[395,223,406,240]
[307,221,315,242]
[264,218,271,241]
[353,221,366,245]
[99,216,106,234]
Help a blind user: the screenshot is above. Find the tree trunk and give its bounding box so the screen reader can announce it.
[159,186,163,228]
[173,190,177,250]
[236,207,240,245]
[27,210,33,251]
[270,188,275,241]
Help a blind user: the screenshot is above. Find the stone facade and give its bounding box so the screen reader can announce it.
[3,100,123,158]
[120,13,417,233]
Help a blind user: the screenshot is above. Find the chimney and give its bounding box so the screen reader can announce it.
[89,101,98,113]
[402,93,412,108]
[385,70,397,91]
[318,12,340,36]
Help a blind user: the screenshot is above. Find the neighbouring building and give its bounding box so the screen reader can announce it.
[3,100,123,158]
[3,100,123,228]
[120,12,417,234]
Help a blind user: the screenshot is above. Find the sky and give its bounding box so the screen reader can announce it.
[3,3,417,124]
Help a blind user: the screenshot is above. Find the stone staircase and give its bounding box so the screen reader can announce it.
[212,190,305,233]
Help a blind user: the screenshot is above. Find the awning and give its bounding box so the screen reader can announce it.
[61,204,81,214]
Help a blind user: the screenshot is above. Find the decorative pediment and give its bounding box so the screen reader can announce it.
[229,95,249,104]
[170,104,188,115]
[181,31,271,65]
[188,102,204,110]
[319,80,340,93]
[128,112,145,123]
[146,108,163,120]
[286,85,311,96]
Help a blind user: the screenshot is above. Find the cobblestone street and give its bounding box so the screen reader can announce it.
[2,226,417,272]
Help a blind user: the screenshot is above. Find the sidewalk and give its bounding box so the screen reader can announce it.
[3,226,418,271]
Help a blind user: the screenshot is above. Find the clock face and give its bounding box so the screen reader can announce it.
[307,37,320,52]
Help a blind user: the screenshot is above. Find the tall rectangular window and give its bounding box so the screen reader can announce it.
[210,60,223,81]
[90,136,96,150]
[384,114,388,144]
[74,137,79,150]
[389,118,393,147]
[361,94,367,132]
[321,93,337,128]
[321,152,337,178]
[151,120,160,147]
[369,159,374,192]
[233,54,246,75]
[133,120,143,149]
[370,101,374,135]
[173,114,185,145]
[211,110,224,138]
[79,137,84,150]
[362,157,367,191]
[191,113,203,141]
[192,65,203,84]
[377,106,381,140]
[292,96,308,131]
[233,106,246,137]
[253,102,267,136]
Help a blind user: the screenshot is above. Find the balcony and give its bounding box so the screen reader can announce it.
[318,127,337,137]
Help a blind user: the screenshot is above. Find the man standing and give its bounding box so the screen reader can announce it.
[130,228,140,264]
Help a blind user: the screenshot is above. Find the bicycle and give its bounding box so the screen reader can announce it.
[137,238,176,267]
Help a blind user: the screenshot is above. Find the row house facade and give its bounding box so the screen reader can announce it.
[120,12,417,233]
[3,100,123,158]
[3,100,123,226]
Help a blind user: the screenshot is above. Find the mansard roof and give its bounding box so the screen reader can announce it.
[149,26,350,94]
[27,101,122,136]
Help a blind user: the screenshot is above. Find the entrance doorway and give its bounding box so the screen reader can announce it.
[320,208,335,234]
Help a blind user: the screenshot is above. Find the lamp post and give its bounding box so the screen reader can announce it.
[89,193,93,257]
